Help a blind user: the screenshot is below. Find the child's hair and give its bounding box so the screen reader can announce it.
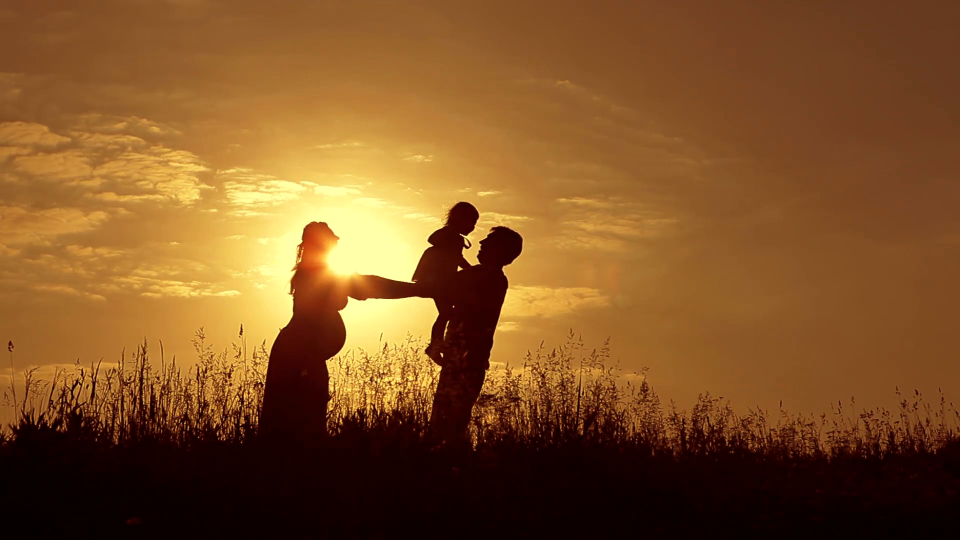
[445,201,479,226]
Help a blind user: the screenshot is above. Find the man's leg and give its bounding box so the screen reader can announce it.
[427,365,486,451]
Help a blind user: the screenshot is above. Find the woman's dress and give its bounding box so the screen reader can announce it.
[260,266,350,445]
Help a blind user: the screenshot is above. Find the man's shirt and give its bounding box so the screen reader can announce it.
[443,264,508,370]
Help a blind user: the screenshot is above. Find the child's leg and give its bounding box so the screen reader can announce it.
[430,299,451,344]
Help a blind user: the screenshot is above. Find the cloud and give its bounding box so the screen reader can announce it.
[219,168,310,215]
[479,212,532,227]
[403,212,438,223]
[477,191,501,197]
[109,275,240,298]
[86,192,166,203]
[402,154,434,163]
[312,140,365,150]
[73,114,182,138]
[13,150,93,180]
[556,197,616,208]
[0,206,110,246]
[220,168,359,214]
[497,321,520,332]
[565,217,678,238]
[64,245,125,259]
[0,122,70,148]
[73,132,148,150]
[0,146,29,162]
[502,286,610,318]
[313,185,361,197]
[555,197,679,251]
[352,197,388,208]
[32,284,106,302]
[94,148,209,204]
[518,77,639,121]
[1,120,210,204]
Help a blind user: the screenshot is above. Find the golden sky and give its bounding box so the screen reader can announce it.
[2,1,959,413]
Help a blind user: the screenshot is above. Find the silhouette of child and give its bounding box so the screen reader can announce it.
[412,201,479,363]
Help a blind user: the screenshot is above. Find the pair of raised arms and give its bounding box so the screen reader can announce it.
[348,274,433,301]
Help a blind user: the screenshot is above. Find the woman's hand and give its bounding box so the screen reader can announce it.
[349,275,431,300]
[344,274,369,300]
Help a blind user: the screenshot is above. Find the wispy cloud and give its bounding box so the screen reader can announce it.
[32,283,106,302]
[13,150,93,180]
[0,206,110,246]
[0,121,70,148]
[94,148,209,204]
[503,285,610,318]
[74,114,182,138]
[554,197,678,251]
[111,275,241,298]
[353,197,388,208]
[1,120,211,204]
[221,169,308,213]
[312,140,365,150]
[313,185,361,197]
[220,168,362,215]
[479,212,532,227]
[403,211,438,223]
[496,321,520,332]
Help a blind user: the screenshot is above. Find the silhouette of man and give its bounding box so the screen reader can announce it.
[426,226,522,454]
[352,226,522,453]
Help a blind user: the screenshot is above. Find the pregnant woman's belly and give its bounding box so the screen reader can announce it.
[281,311,347,361]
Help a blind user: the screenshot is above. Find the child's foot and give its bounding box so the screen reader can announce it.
[425,343,445,365]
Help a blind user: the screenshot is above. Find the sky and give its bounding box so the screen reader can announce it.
[1,0,959,414]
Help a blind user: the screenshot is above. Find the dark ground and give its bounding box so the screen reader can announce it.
[4,429,960,538]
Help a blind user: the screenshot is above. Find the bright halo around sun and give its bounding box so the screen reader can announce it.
[317,208,417,280]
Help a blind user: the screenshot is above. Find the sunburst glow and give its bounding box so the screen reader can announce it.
[270,206,420,286]
[323,210,417,280]
[260,205,434,340]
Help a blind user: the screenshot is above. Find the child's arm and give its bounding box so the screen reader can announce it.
[457,255,472,270]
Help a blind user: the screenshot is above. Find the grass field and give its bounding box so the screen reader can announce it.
[3,329,959,536]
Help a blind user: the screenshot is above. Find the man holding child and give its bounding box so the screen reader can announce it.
[350,224,523,453]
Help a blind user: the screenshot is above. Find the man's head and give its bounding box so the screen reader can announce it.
[477,226,523,267]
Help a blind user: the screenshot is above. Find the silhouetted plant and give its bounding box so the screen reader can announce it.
[2,328,958,460]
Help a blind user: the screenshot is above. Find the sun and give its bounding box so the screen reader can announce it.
[311,207,417,280]
[263,205,424,322]
[260,204,437,342]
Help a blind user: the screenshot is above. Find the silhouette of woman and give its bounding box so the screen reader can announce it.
[260,221,430,448]
[260,222,350,447]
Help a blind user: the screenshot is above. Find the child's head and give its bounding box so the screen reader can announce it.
[445,201,479,236]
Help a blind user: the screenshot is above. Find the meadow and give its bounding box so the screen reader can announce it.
[3,329,959,536]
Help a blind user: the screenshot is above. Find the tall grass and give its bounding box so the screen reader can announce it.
[3,328,958,459]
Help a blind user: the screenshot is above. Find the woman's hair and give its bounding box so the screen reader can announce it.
[444,201,479,226]
[290,221,338,295]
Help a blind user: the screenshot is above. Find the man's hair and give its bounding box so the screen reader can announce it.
[489,226,523,266]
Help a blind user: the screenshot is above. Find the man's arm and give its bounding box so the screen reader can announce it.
[349,274,431,300]
[434,266,485,308]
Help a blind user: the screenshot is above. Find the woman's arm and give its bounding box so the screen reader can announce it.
[349,275,432,300]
